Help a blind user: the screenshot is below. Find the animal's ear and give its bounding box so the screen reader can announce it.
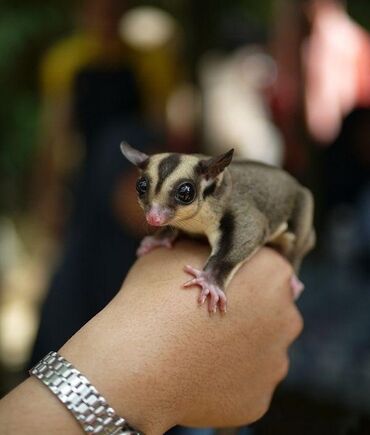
[198,148,234,179]
[120,142,149,169]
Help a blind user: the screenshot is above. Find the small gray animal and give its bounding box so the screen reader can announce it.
[120,143,315,313]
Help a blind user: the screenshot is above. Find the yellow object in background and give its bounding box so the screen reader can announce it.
[40,25,181,123]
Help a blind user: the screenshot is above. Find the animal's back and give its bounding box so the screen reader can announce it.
[229,160,302,229]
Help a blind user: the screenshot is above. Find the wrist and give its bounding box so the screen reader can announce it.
[30,352,138,434]
[57,242,211,433]
[59,306,178,435]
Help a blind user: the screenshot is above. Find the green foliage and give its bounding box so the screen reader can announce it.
[0,1,72,211]
[348,1,370,31]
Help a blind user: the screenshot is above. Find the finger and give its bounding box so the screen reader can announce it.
[290,275,305,301]
[286,307,304,344]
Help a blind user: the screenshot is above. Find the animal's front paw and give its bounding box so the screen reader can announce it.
[183,265,227,313]
[136,235,174,257]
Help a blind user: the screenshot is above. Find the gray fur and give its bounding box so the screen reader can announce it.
[120,142,149,169]
[207,161,315,288]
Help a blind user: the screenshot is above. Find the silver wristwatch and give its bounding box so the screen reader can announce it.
[30,351,142,435]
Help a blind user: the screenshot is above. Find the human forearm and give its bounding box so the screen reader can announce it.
[0,241,302,434]
[0,376,82,434]
[0,242,210,435]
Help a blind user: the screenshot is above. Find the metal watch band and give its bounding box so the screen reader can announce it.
[30,351,142,435]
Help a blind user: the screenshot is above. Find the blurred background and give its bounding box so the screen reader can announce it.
[0,0,370,434]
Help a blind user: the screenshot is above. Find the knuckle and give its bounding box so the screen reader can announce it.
[279,354,290,380]
[272,353,290,384]
[284,306,304,341]
[292,309,304,338]
[251,398,271,423]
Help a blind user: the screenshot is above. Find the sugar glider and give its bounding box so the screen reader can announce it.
[120,143,315,313]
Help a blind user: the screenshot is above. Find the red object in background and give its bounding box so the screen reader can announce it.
[269,0,370,177]
[304,0,370,144]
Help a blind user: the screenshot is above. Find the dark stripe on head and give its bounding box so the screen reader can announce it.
[203,181,217,199]
[156,154,181,194]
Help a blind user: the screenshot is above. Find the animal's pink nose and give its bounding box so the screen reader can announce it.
[146,212,164,226]
[145,205,172,226]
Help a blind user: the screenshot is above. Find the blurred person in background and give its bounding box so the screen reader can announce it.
[34,0,129,237]
[304,0,370,266]
[303,0,370,145]
[270,0,370,177]
[29,0,188,366]
[33,0,185,238]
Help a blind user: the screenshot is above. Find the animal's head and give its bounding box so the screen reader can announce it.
[120,142,234,227]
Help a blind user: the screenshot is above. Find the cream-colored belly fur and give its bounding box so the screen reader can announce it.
[173,203,219,238]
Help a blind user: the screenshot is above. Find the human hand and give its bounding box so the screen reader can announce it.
[61,240,303,433]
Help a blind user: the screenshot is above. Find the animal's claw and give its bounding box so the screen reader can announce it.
[183,265,227,313]
[183,278,199,288]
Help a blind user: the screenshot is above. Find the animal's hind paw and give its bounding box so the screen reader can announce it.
[291,274,304,300]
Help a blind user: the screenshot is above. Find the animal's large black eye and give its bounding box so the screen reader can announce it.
[136,177,148,196]
[175,182,196,204]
